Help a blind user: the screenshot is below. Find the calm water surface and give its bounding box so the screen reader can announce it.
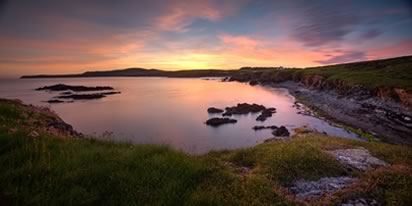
[0,77,359,154]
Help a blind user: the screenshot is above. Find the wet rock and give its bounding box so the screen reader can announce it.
[57,94,106,100]
[56,92,121,100]
[47,99,65,104]
[249,80,259,86]
[256,108,276,121]
[206,117,237,126]
[223,103,266,116]
[328,148,388,171]
[290,177,357,199]
[36,84,114,92]
[272,126,290,137]
[28,131,40,138]
[207,107,224,113]
[252,125,278,130]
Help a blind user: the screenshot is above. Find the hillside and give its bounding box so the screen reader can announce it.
[1,99,411,205]
[20,68,234,78]
[228,56,412,107]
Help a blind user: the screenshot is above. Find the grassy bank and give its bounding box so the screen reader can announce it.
[251,56,412,91]
[300,55,412,91]
[1,99,412,205]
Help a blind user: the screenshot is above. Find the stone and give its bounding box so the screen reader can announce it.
[328,148,388,171]
[252,125,278,130]
[47,99,65,103]
[205,117,237,126]
[290,177,357,199]
[56,92,121,100]
[36,84,114,92]
[272,126,290,137]
[28,131,40,138]
[249,80,259,86]
[339,198,380,206]
[223,103,266,116]
[207,107,224,113]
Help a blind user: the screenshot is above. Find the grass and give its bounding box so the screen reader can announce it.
[0,99,412,205]
[240,56,412,91]
[295,55,412,91]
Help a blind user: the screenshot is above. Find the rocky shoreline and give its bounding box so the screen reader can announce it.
[273,81,412,145]
[224,75,412,145]
[36,84,121,103]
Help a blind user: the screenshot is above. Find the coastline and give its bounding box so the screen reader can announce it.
[0,98,411,205]
[255,80,412,145]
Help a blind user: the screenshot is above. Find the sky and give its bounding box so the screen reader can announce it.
[0,0,411,77]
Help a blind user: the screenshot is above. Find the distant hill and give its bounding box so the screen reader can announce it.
[20,55,412,79]
[21,68,234,78]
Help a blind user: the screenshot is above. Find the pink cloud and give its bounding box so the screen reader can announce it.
[368,39,412,59]
[154,0,246,32]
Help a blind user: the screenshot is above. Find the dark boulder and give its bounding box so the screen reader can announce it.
[249,80,259,86]
[47,99,65,104]
[256,108,277,121]
[206,117,237,126]
[272,126,290,136]
[56,91,120,100]
[253,125,278,130]
[223,103,266,116]
[207,107,224,113]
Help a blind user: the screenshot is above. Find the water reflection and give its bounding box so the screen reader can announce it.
[0,77,359,154]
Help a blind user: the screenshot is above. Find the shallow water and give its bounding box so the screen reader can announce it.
[0,77,360,154]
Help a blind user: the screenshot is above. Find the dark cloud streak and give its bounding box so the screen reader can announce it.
[317,51,366,64]
[292,1,361,47]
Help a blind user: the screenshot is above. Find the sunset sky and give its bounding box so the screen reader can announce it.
[0,0,411,77]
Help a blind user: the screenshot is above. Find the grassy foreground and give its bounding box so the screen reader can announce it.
[1,99,412,206]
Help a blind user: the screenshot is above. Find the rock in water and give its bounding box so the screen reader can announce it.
[206,117,237,126]
[36,84,113,92]
[249,80,258,86]
[252,125,278,130]
[223,103,266,116]
[256,108,276,121]
[272,126,290,136]
[207,107,224,113]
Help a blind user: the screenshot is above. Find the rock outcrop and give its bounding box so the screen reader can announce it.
[223,103,266,116]
[272,126,290,137]
[328,148,387,171]
[36,84,114,92]
[207,107,224,113]
[290,177,357,199]
[205,117,237,126]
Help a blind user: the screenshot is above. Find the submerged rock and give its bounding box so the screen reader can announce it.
[206,117,237,126]
[252,125,278,130]
[56,92,121,100]
[36,84,114,92]
[207,107,224,113]
[272,126,290,137]
[290,177,357,199]
[328,148,388,171]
